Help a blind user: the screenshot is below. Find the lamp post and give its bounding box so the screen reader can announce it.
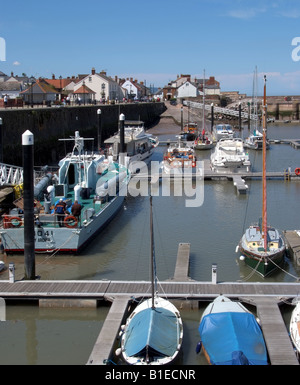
[181,107,183,131]
[59,75,62,102]
[238,102,242,131]
[83,80,86,105]
[0,117,3,163]
[97,109,102,150]
[211,103,214,132]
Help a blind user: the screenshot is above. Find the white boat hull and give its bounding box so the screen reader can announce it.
[1,194,125,253]
[120,296,183,365]
[290,301,300,354]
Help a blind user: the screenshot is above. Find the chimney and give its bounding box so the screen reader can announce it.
[52,74,55,79]
[11,71,14,77]
[91,67,96,75]
[115,75,118,82]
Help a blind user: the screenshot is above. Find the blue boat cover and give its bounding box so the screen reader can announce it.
[123,307,179,358]
[199,312,268,365]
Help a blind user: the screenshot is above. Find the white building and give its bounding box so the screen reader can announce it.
[73,68,126,102]
[176,81,201,98]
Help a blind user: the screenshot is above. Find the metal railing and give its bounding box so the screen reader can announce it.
[184,101,258,121]
[0,163,23,185]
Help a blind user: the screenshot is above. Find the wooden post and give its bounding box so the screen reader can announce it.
[22,130,35,280]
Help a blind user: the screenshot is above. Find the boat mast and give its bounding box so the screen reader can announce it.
[262,75,267,251]
[150,196,155,309]
[252,66,258,133]
[202,69,205,131]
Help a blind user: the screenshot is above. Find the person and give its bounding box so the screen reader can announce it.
[71,200,82,221]
[3,95,8,108]
[55,199,66,227]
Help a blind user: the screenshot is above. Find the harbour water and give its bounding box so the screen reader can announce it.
[0,118,300,365]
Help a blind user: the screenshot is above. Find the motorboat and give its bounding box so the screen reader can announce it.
[104,120,158,169]
[162,141,197,175]
[0,131,131,254]
[183,122,198,134]
[212,124,234,141]
[197,295,268,365]
[244,130,270,150]
[210,137,251,172]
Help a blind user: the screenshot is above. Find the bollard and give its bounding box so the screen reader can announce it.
[212,263,217,284]
[9,262,15,283]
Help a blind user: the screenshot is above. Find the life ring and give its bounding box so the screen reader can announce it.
[4,216,22,228]
[295,168,300,176]
[64,215,78,228]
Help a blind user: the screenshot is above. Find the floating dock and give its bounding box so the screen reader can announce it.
[284,230,300,266]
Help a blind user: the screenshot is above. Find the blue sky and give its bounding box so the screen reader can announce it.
[0,0,300,95]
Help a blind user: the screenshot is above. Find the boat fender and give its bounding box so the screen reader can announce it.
[64,216,78,228]
[196,341,202,354]
[239,255,245,261]
[295,168,300,176]
[115,348,122,357]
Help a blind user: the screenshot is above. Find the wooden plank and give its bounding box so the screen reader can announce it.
[0,280,300,299]
[87,297,130,365]
[173,243,191,281]
[255,297,299,365]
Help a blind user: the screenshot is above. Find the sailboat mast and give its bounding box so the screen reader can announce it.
[262,75,268,251]
[202,69,205,131]
[150,196,155,309]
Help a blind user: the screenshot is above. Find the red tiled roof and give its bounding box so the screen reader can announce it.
[20,79,57,94]
[44,78,73,88]
[73,84,95,94]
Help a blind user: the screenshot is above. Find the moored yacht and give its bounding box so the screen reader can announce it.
[104,119,158,168]
[212,124,234,141]
[210,137,251,172]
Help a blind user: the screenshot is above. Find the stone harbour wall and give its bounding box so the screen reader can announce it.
[0,102,166,166]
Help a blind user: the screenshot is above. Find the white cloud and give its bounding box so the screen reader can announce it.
[13,61,21,66]
[227,8,264,19]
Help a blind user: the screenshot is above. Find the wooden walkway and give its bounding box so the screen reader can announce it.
[1,279,300,300]
[1,242,299,365]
